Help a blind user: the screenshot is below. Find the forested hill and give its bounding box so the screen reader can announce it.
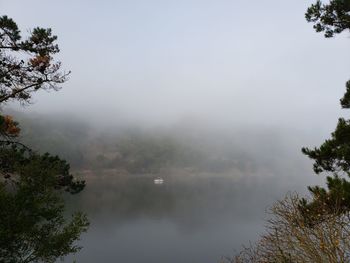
[7,109,311,178]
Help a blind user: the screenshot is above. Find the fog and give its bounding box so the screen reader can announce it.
[2,0,350,262]
[2,0,350,131]
[4,109,326,262]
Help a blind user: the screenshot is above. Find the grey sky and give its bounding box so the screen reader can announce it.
[1,0,350,130]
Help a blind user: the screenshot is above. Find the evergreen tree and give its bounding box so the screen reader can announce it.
[300,0,350,221]
[305,0,350,38]
[0,16,88,262]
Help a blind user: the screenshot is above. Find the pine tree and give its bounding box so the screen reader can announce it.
[300,0,350,221]
[0,15,88,262]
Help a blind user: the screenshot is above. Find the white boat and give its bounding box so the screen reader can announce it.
[154,177,164,184]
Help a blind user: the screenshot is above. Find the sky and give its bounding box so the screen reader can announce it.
[1,0,350,131]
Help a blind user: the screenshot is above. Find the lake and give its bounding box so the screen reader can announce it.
[64,170,316,263]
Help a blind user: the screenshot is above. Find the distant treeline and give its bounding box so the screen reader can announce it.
[9,110,307,177]
[15,112,205,173]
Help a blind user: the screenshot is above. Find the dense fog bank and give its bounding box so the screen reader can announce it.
[5,109,322,179]
[4,101,328,263]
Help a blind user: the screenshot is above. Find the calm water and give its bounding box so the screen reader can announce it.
[64,172,312,263]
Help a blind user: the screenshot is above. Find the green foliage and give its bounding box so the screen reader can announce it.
[305,0,350,38]
[301,1,350,222]
[301,83,350,219]
[298,175,350,226]
[0,149,89,262]
[0,15,69,104]
[340,80,350,108]
[0,143,85,194]
[302,117,350,175]
[0,15,88,262]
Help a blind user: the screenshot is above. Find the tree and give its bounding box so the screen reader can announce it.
[0,15,69,104]
[300,0,350,221]
[226,2,350,262]
[0,16,88,262]
[305,0,350,38]
[226,194,350,263]
[0,152,89,262]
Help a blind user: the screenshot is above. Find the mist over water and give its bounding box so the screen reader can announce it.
[7,110,324,263]
[63,145,321,263]
[2,0,349,262]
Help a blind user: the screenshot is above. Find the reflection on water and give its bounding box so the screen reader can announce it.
[65,172,314,263]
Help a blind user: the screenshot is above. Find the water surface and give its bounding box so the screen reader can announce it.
[65,171,313,263]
